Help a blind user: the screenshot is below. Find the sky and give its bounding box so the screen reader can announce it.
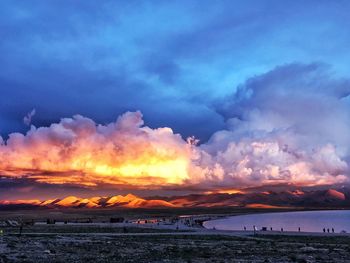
[1,0,350,199]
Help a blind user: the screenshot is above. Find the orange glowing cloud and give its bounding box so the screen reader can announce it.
[0,111,348,191]
[0,111,192,189]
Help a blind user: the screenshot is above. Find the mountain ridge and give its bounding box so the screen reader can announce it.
[1,188,349,209]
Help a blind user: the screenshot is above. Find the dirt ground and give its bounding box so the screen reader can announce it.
[1,208,349,262]
[1,232,350,263]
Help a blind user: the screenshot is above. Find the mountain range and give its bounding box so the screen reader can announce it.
[1,188,350,209]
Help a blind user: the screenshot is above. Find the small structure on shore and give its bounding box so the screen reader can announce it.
[110,217,124,223]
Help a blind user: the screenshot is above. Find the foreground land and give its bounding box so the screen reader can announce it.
[1,208,350,262]
[1,229,350,263]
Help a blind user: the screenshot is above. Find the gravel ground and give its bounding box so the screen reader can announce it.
[1,232,350,263]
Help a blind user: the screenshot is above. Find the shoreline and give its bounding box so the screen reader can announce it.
[201,209,350,236]
[1,222,350,238]
[1,208,349,238]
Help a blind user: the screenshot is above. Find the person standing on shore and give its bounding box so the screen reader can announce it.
[19,223,23,237]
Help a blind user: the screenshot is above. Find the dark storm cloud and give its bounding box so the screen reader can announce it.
[1,0,350,141]
[0,0,225,140]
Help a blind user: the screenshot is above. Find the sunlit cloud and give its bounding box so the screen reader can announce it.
[1,64,350,193]
[0,111,192,189]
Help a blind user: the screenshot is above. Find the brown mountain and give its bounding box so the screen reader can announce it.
[166,188,350,208]
[1,188,349,209]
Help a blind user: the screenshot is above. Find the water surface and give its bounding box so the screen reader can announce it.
[203,210,350,233]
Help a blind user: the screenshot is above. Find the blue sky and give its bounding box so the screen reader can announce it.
[2,0,350,199]
[1,0,350,141]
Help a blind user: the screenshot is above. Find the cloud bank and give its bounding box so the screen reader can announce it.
[197,63,350,187]
[0,64,349,191]
[2,0,350,141]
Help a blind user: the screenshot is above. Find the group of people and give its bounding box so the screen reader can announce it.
[244,225,336,233]
[323,228,335,233]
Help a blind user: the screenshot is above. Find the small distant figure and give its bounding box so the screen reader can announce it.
[332,228,334,233]
[298,227,300,232]
[327,228,330,233]
[281,228,284,232]
[244,226,246,231]
[270,227,273,231]
[19,223,23,237]
[323,228,326,233]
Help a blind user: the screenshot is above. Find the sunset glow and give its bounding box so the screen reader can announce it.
[1,2,350,263]
[0,110,347,195]
[0,112,193,189]
[1,1,350,202]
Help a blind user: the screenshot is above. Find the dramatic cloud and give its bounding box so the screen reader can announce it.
[195,63,350,187]
[1,0,350,141]
[0,63,349,194]
[0,111,192,189]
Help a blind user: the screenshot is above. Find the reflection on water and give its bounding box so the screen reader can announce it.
[203,210,350,233]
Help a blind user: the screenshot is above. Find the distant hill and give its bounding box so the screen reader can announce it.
[1,188,350,209]
[0,194,176,209]
[167,188,350,208]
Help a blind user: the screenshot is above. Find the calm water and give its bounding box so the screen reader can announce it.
[203,210,350,233]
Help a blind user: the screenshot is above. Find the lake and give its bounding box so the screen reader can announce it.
[203,210,350,233]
